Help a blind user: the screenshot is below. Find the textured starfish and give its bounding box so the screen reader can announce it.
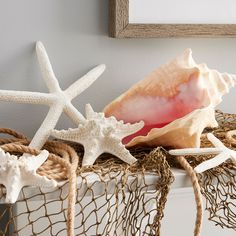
[169,133,236,173]
[0,148,57,203]
[51,104,144,166]
[0,41,105,149]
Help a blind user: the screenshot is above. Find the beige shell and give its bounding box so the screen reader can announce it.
[126,106,218,149]
[104,49,236,147]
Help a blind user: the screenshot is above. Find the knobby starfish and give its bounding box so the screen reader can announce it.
[0,148,57,203]
[169,133,236,173]
[51,104,144,166]
[0,41,105,149]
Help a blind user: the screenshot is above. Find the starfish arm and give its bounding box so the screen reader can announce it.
[111,145,137,165]
[116,121,144,139]
[27,174,57,188]
[29,104,63,149]
[5,180,22,204]
[36,42,61,93]
[64,102,86,124]
[169,147,222,156]
[0,149,16,163]
[84,103,103,120]
[85,103,95,119]
[51,127,83,142]
[82,141,100,166]
[20,150,49,170]
[194,152,230,173]
[84,104,144,138]
[64,64,106,100]
[0,90,53,105]
[105,140,137,165]
[207,133,226,148]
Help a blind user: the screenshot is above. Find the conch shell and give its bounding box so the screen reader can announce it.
[126,106,218,148]
[104,49,236,148]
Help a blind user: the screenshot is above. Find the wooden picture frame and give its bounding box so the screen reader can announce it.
[109,0,236,38]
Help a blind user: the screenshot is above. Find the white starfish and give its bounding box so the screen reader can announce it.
[0,148,57,203]
[51,104,144,166]
[169,133,236,173]
[0,41,105,149]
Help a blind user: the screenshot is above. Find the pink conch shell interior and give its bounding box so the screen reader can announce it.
[104,49,236,145]
[126,106,218,149]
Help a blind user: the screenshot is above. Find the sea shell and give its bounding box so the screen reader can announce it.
[104,49,236,145]
[127,106,218,149]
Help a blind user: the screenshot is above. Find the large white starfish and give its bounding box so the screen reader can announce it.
[169,133,236,173]
[51,104,144,166]
[0,148,57,203]
[0,41,105,149]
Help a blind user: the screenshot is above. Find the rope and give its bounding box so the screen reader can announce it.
[0,128,28,140]
[176,156,203,236]
[0,126,207,236]
[0,129,79,236]
[226,130,236,146]
[0,127,28,145]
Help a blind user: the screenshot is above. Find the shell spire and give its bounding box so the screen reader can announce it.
[198,64,236,106]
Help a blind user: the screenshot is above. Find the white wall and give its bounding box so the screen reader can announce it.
[0,1,235,235]
[162,189,235,236]
[130,0,236,24]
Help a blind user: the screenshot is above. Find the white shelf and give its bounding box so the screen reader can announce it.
[0,168,191,204]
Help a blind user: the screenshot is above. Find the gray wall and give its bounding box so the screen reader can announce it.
[0,1,235,235]
[0,0,236,137]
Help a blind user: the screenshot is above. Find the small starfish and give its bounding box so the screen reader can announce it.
[0,41,105,149]
[0,148,57,203]
[169,133,236,173]
[51,104,144,166]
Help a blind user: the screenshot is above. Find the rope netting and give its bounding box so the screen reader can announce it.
[1,110,236,235]
[0,129,173,236]
[167,110,236,231]
[197,111,236,230]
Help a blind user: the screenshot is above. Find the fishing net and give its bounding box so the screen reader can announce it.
[1,110,236,236]
[0,129,173,236]
[197,111,236,230]
[167,110,236,231]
